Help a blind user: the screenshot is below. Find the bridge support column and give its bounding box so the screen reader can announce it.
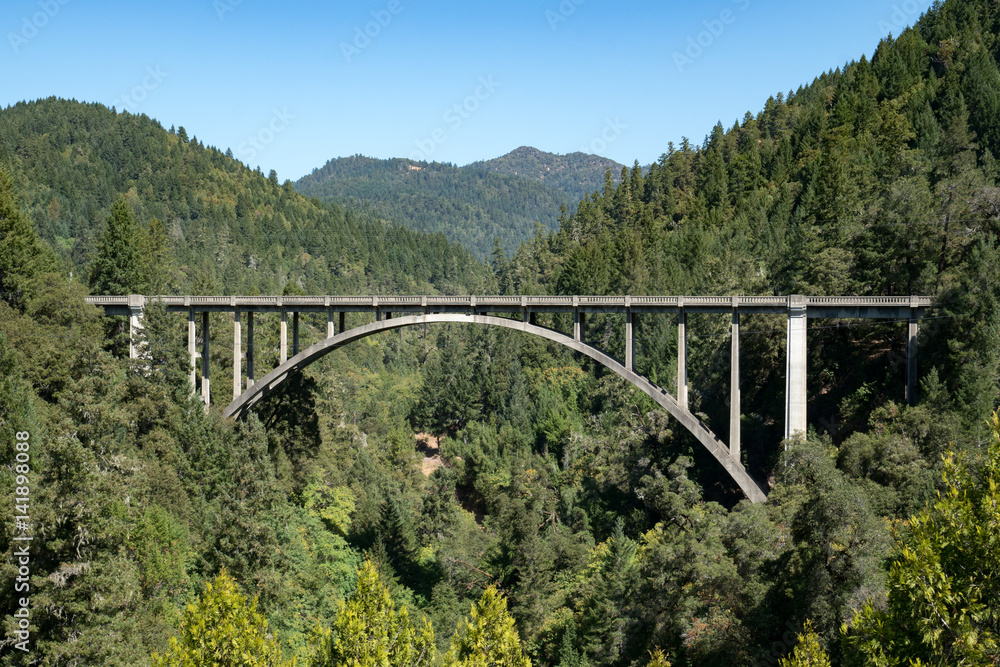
[339,312,346,336]
[730,302,740,460]
[906,299,919,406]
[233,309,242,401]
[573,298,581,342]
[293,311,300,357]
[201,312,210,409]
[625,298,634,372]
[578,312,586,343]
[677,302,688,410]
[188,306,196,392]
[280,309,288,364]
[128,295,144,360]
[247,312,255,389]
[785,295,808,441]
[327,308,334,339]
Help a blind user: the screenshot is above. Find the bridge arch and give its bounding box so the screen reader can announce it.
[222,313,768,503]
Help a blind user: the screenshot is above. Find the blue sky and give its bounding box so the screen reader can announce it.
[2,0,934,181]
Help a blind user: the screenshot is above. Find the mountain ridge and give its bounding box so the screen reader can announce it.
[294,147,625,259]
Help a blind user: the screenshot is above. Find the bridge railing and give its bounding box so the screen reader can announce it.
[84,294,936,310]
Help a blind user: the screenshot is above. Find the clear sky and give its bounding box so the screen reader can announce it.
[2,0,934,181]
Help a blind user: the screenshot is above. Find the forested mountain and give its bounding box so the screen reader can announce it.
[294,149,623,259]
[0,98,489,296]
[469,146,625,206]
[2,0,1000,665]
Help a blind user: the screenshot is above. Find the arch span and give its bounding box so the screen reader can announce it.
[223,314,767,503]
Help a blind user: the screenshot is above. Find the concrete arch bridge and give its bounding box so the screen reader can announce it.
[86,294,932,503]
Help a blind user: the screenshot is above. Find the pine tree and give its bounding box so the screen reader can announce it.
[150,569,289,666]
[142,217,174,294]
[443,586,531,667]
[308,559,434,667]
[89,195,147,295]
[0,167,55,309]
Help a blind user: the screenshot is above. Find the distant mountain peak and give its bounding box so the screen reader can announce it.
[470,146,625,199]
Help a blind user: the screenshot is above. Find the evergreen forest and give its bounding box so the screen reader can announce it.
[1,0,1000,665]
[294,148,623,259]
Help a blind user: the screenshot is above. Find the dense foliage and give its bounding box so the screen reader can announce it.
[0,98,489,296]
[1,0,1000,665]
[295,150,622,259]
[469,146,625,211]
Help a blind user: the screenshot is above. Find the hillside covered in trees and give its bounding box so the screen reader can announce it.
[294,149,623,259]
[0,98,489,296]
[2,0,1000,665]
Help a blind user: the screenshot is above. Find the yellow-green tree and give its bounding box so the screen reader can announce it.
[151,569,289,666]
[779,621,831,667]
[844,412,1000,666]
[443,585,531,667]
[308,559,434,667]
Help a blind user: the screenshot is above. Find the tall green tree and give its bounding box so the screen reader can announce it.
[89,195,147,295]
[443,585,531,667]
[150,569,289,667]
[0,167,55,309]
[308,559,434,667]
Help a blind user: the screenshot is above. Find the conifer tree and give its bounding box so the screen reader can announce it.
[308,559,434,667]
[443,585,531,667]
[89,195,146,295]
[150,569,289,667]
[0,167,55,309]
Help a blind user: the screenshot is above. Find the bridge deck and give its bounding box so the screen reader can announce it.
[86,294,932,318]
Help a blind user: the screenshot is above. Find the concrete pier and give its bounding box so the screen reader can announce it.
[730,302,740,460]
[201,312,210,409]
[785,295,808,441]
[677,302,688,410]
[233,309,241,401]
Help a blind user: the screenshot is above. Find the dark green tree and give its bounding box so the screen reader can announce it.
[89,195,147,295]
[0,167,55,309]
